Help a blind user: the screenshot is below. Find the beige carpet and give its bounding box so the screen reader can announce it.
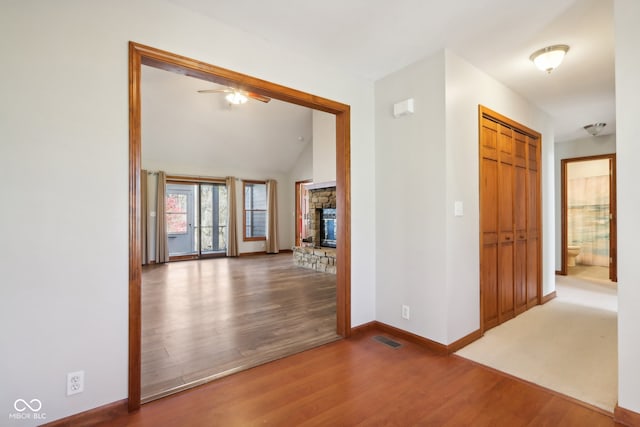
[455,275,617,412]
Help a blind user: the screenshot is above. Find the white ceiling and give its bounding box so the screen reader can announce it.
[142,65,313,176]
[168,0,615,143]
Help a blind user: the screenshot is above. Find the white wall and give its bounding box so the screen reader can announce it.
[312,110,337,183]
[375,51,448,342]
[614,0,640,414]
[553,135,616,268]
[375,49,555,346]
[0,1,375,424]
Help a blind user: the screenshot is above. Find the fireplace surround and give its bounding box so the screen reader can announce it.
[293,185,337,273]
[306,186,336,248]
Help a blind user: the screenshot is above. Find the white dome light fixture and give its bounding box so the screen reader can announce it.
[529,45,570,73]
[584,122,606,136]
[225,91,248,105]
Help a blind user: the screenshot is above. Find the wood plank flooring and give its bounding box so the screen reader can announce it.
[108,328,620,426]
[141,253,338,401]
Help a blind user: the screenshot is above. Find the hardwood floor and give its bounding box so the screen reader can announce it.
[107,328,619,426]
[141,253,338,401]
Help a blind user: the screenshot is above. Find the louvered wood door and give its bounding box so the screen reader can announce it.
[479,107,541,332]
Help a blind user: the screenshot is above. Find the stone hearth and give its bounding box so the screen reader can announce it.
[293,246,336,274]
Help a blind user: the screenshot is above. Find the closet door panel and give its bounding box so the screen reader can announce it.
[497,125,515,322]
[514,134,528,313]
[527,148,540,307]
[481,155,499,329]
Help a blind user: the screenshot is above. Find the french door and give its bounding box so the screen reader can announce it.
[166,182,228,258]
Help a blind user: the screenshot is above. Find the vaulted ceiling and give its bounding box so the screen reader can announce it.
[142,65,313,177]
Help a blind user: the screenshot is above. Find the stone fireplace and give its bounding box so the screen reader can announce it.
[306,186,336,247]
[293,185,337,274]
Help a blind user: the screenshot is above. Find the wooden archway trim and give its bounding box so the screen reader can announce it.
[128,42,351,411]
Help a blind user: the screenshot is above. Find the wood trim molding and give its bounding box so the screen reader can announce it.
[128,42,142,412]
[555,270,565,275]
[560,157,568,276]
[237,250,297,257]
[350,321,378,336]
[615,404,640,426]
[447,328,483,353]
[372,322,447,354]
[541,291,557,304]
[560,153,617,281]
[479,105,541,139]
[363,322,481,355]
[128,41,351,409]
[42,399,128,427]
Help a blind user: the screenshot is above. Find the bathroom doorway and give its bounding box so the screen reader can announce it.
[561,154,617,282]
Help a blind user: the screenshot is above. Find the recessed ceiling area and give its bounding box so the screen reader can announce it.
[167,0,614,143]
[142,65,313,176]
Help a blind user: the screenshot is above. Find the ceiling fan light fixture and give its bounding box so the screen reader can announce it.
[529,44,570,73]
[584,122,606,136]
[225,91,248,105]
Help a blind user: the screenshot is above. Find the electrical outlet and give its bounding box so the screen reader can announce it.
[402,305,410,320]
[67,371,84,396]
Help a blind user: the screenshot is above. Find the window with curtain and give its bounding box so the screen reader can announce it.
[243,181,266,240]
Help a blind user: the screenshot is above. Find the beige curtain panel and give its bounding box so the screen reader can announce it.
[141,169,149,265]
[266,179,279,254]
[226,176,239,257]
[155,171,168,263]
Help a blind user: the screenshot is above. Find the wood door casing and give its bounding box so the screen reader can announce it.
[479,106,542,332]
[560,154,617,282]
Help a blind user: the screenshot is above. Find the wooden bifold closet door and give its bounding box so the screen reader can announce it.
[479,106,541,332]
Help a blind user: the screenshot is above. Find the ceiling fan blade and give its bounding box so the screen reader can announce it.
[197,89,231,94]
[247,92,271,103]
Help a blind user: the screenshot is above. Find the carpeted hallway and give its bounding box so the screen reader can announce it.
[455,274,617,412]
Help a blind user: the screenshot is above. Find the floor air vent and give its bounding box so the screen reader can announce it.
[373,335,402,349]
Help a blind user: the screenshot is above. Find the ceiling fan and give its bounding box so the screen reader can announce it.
[197,87,271,104]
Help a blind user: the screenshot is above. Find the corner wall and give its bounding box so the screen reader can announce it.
[375,51,448,343]
[374,49,555,347]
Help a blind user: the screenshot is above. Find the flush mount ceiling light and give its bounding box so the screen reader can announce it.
[584,122,606,136]
[529,44,570,73]
[225,91,248,105]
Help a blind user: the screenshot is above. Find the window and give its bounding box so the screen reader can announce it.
[200,183,228,253]
[166,193,188,234]
[165,181,228,257]
[243,181,267,240]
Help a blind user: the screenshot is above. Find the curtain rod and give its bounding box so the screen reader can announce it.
[145,171,276,182]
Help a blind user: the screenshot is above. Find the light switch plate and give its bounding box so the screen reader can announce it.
[454,201,464,217]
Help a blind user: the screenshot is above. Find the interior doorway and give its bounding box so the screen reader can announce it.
[561,154,617,282]
[129,42,351,411]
